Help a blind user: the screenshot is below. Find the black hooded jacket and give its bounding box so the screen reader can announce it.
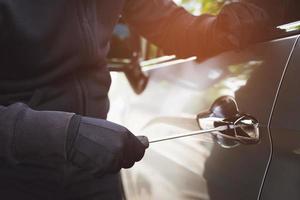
[0,1,214,198]
[0,0,209,173]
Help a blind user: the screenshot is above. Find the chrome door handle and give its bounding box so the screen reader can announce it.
[197,96,260,148]
[148,114,259,144]
[146,96,259,148]
[197,114,259,146]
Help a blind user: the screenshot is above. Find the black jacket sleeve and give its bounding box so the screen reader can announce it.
[0,103,76,166]
[123,0,269,60]
[0,103,148,174]
[123,0,205,58]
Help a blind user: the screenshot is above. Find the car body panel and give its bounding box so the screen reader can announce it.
[261,36,300,199]
[108,35,299,200]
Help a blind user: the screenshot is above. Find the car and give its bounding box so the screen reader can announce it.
[108,1,300,199]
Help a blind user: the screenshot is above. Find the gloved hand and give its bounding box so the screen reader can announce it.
[67,116,149,175]
[216,2,270,48]
[195,2,269,59]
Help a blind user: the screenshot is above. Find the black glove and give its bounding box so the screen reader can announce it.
[67,116,149,175]
[216,2,270,48]
[195,2,269,59]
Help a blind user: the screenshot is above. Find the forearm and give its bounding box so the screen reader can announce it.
[123,0,217,58]
[0,103,148,175]
[0,103,76,166]
[123,0,269,60]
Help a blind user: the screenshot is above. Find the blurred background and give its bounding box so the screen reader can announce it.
[174,0,234,15]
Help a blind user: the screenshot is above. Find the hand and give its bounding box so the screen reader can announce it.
[215,2,270,49]
[67,116,149,176]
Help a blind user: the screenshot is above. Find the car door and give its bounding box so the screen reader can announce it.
[108,34,298,200]
[261,36,300,199]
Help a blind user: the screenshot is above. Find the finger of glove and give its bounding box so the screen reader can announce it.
[122,160,135,169]
[75,138,120,173]
[107,154,123,174]
[233,3,270,35]
[221,3,268,30]
[219,3,266,48]
[222,2,267,25]
[241,2,269,25]
[72,118,130,174]
[121,134,147,169]
[244,3,271,39]
[229,5,257,36]
[131,135,147,162]
[216,14,244,49]
[137,136,149,149]
[217,5,248,48]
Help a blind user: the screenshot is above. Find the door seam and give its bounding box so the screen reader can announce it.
[257,35,300,200]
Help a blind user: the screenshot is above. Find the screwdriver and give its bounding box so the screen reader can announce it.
[137,124,232,147]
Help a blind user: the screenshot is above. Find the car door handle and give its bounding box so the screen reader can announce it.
[197,96,260,148]
[197,114,259,147]
[146,96,260,148]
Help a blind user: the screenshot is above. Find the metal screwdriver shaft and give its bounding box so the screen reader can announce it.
[148,125,229,144]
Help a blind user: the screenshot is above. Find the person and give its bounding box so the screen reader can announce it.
[0,0,268,199]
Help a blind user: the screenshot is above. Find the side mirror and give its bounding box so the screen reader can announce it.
[108,23,148,94]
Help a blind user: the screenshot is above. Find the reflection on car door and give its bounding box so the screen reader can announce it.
[108,35,298,200]
[261,36,300,200]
